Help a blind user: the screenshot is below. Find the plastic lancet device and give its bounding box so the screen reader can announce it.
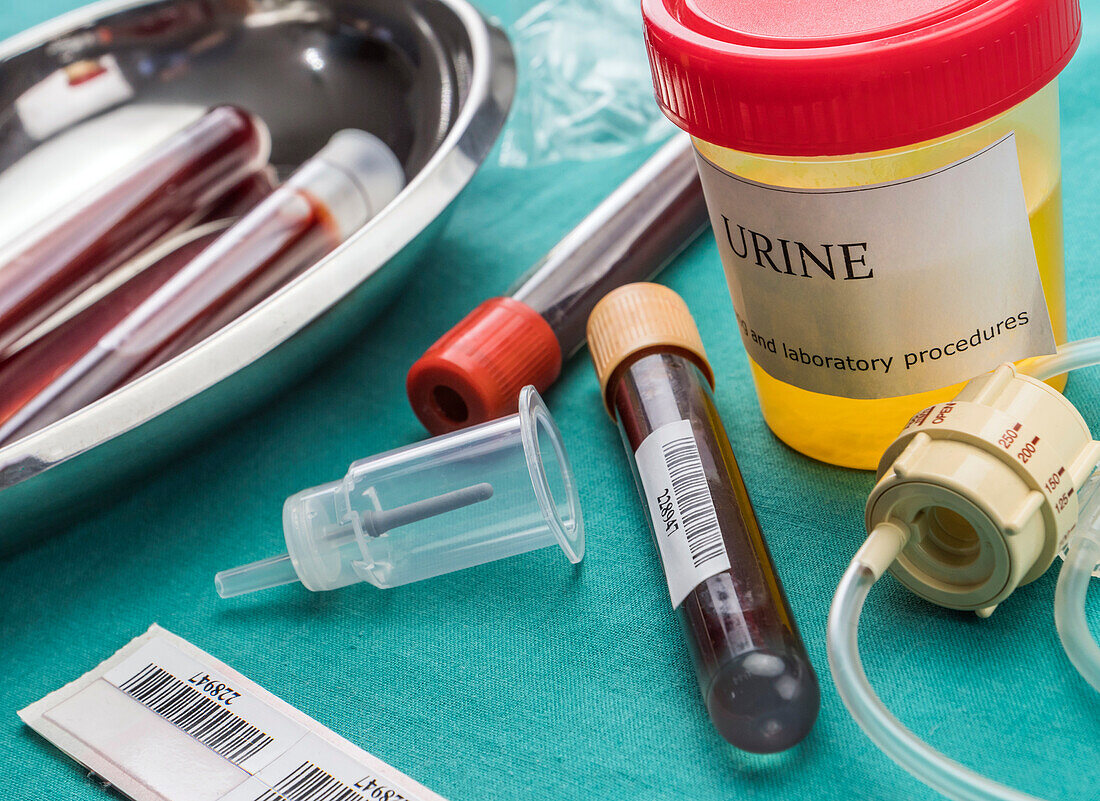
[216,387,583,597]
[827,338,1100,801]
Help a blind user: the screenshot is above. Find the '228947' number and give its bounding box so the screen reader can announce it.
[187,672,241,705]
[656,488,680,536]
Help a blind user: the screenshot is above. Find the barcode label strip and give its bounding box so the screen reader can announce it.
[635,419,732,608]
[26,629,446,801]
[661,435,726,568]
[119,663,274,765]
[253,760,364,801]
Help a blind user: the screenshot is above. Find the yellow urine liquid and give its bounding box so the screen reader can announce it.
[694,83,1067,470]
[749,184,1066,470]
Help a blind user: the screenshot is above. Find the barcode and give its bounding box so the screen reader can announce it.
[118,663,274,765]
[662,435,725,568]
[253,761,363,801]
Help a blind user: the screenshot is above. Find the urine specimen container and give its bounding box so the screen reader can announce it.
[642,0,1082,468]
[215,386,583,597]
[588,283,819,752]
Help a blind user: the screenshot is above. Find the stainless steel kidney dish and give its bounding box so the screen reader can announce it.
[0,0,515,550]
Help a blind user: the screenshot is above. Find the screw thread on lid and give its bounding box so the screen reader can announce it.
[642,0,1081,155]
[587,283,712,417]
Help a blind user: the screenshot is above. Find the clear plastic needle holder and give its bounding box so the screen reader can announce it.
[216,386,584,597]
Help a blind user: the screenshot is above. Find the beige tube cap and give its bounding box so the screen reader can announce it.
[586,283,713,417]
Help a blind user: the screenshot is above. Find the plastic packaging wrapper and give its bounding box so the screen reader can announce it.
[499,0,672,167]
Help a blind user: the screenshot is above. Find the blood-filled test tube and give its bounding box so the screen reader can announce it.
[0,104,270,355]
[192,169,280,227]
[0,130,403,445]
[0,170,277,438]
[587,283,819,752]
[407,133,706,435]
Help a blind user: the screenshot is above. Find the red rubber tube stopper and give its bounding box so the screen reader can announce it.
[407,297,563,435]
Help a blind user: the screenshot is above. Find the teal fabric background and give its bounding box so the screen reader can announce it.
[2,1,1099,799]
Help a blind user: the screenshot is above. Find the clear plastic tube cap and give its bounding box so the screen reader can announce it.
[316,129,405,217]
[283,130,405,239]
[215,386,584,598]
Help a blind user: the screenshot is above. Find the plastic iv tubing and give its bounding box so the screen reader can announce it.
[828,524,1043,801]
[1056,477,1100,693]
[1023,337,1100,695]
[1019,335,1100,382]
[827,338,1100,801]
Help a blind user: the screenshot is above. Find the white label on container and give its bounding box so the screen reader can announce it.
[694,134,1056,398]
[635,420,731,607]
[18,625,447,801]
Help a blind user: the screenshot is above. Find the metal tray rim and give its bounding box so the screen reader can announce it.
[0,0,513,491]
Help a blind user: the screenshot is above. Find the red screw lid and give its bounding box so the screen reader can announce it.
[642,0,1081,156]
[407,297,563,435]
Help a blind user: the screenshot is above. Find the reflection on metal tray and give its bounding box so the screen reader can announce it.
[0,0,515,551]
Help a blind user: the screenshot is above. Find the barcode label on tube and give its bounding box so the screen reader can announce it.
[661,435,726,568]
[635,419,731,607]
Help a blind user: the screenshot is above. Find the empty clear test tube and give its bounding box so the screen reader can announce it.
[588,283,819,753]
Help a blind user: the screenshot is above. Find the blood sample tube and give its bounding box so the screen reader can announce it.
[0,104,270,355]
[0,170,277,438]
[587,283,819,752]
[193,169,280,227]
[0,130,403,445]
[407,133,707,434]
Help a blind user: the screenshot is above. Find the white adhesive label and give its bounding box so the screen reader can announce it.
[16,55,134,141]
[19,625,446,801]
[101,637,305,775]
[695,134,1056,399]
[635,420,731,607]
[222,735,428,801]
